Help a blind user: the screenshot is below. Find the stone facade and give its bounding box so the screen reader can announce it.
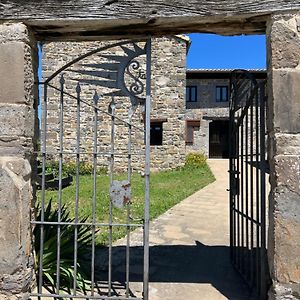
[267,13,300,300]
[43,40,267,168]
[0,23,38,300]
[185,75,230,156]
[186,70,267,157]
[42,36,187,171]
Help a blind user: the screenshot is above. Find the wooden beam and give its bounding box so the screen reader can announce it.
[0,0,299,39]
[151,118,168,123]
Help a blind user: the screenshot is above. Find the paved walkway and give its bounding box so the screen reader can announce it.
[33,159,258,300]
[114,159,258,300]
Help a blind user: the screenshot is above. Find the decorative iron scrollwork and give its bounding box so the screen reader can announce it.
[64,41,148,107]
[126,60,145,96]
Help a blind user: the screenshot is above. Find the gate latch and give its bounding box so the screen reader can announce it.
[229,170,240,196]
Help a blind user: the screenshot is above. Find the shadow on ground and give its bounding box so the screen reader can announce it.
[89,240,259,299]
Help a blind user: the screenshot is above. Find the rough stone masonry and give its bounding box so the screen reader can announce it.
[0,2,299,299]
[0,23,37,300]
[267,13,300,300]
[42,36,187,172]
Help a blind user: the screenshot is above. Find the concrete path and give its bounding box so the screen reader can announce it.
[113,159,258,300]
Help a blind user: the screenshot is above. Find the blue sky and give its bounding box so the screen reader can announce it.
[186,33,266,69]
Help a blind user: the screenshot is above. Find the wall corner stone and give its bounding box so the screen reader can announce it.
[267,13,300,300]
[0,23,37,299]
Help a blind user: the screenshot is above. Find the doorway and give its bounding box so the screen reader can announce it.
[209,120,230,158]
[32,34,268,300]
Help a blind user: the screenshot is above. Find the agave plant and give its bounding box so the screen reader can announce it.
[34,200,93,295]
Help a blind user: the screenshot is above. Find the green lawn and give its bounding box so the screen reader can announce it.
[38,164,215,244]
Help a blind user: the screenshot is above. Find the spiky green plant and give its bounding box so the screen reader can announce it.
[34,200,93,295]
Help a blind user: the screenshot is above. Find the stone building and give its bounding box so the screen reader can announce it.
[42,36,188,171]
[185,69,267,158]
[43,37,267,170]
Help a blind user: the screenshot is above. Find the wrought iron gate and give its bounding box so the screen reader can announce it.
[31,38,151,300]
[229,70,268,299]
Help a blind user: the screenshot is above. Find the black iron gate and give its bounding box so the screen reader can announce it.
[229,70,268,299]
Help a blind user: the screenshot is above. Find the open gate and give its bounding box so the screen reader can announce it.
[229,70,269,299]
[31,38,151,300]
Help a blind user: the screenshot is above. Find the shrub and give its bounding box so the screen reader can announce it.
[62,161,93,175]
[45,160,60,177]
[185,152,207,168]
[45,161,107,176]
[34,200,94,294]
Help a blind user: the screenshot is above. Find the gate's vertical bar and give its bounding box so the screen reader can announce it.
[229,74,236,264]
[143,37,151,300]
[232,130,236,265]
[38,83,48,298]
[126,108,133,297]
[108,97,116,297]
[255,85,261,294]
[250,83,254,287]
[91,91,99,295]
[241,113,245,274]
[73,82,81,295]
[229,83,233,260]
[245,98,250,280]
[56,74,65,294]
[236,108,241,270]
[259,82,267,300]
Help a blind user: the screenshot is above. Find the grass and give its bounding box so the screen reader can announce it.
[37,164,215,245]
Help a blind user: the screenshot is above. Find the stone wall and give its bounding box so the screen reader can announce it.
[0,23,37,300]
[186,78,230,113]
[185,75,266,157]
[42,36,187,171]
[267,13,300,300]
[185,78,229,155]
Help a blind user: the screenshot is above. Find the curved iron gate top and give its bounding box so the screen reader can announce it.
[229,70,270,299]
[32,38,151,300]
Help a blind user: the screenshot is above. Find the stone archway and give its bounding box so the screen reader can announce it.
[0,3,299,299]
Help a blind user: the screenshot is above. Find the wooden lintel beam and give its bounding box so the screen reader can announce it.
[151,118,168,123]
[0,1,299,39]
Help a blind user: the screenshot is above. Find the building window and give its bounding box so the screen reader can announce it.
[150,121,164,145]
[186,86,197,102]
[216,86,229,102]
[186,120,200,145]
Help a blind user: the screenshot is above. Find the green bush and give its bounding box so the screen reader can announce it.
[63,161,94,175]
[45,160,60,177]
[185,152,207,168]
[45,161,107,176]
